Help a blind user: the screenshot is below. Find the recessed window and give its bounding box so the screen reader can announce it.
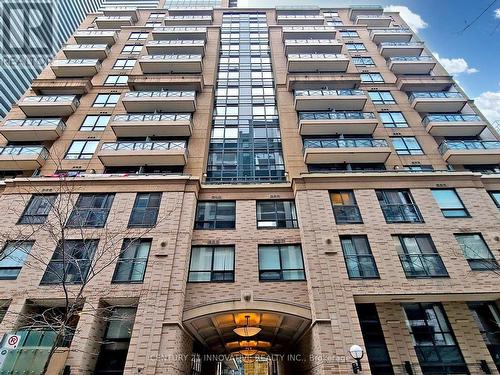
[104,75,128,86]
[65,140,99,160]
[346,42,366,52]
[194,201,236,229]
[391,137,424,155]
[380,112,408,128]
[121,45,143,54]
[376,190,423,223]
[19,194,56,224]
[113,59,136,70]
[41,240,98,284]
[339,30,359,38]
[128,32,148,40]
[341,236,379,279]
[352,57,374,66]
[188,246,235,282]
[360,73,384,83]
[394,235,448,278]
[431,189,469,218]
[455,234,499,271]
[256,200,298,229]
[258,244,305,281]
[330,190,362,224]
[66,193,114,228]
[489,191,500,208]
[128,193,162,228]
[0,241,33,280]
[368,91,396,105]
[80,115,110,131]
[92,93,120,108]
[112,239,151,283]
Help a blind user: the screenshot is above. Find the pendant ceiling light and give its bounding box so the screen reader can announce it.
[233,315,261,337]
[239,348,258,357]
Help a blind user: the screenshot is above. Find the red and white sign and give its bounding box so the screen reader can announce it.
[4,335,20,349]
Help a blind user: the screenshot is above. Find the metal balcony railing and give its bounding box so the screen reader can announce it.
[113,113,192,122]
[439,140,500,154]
[165,15,212,20]
[64,43,108,49]
[75,30,117,36]
[0,145,49,158]
[153,26,206,32]
[288,53,347,60]
[295,89,364,97]
[3,118,65,128]
[299,111,375,120]
[409,91,464,100]
[380,41,423,47]
[389,56,434,62]
[22,95,78,103]
[124,91,195,98]
[423,114,482,125]
[282,26,335,31]
[53,58,100,65]
[286,39,338,44]
[371,28,411,34]
[380,204,423,223]
[147,40,204,45]
[399,253,448,277]
[357,14,390,18]
[333,205,363,223]
[303,138,388,148]
[278,15,324,19]
[100,141,187,151]
[140,54,202,61]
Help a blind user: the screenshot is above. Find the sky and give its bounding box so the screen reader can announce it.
[239,0,500,123]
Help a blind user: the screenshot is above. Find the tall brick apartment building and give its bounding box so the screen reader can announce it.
[0,1,499,374]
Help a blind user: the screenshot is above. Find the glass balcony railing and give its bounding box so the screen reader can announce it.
[409,92,464,100]
[282,26,335,31]
[389,56,434,62]
[22,95,79,104]
[75,30,116,36]
[286,39,338,44]
[303,138,388,148]
[278,15,324,19]
[124,91,195,98]
[295,89,364,97]
[165,15,212,20]
[113,113,192,122]
[380,42,422,47]
[96,16,131,21]
[288,53,347,60]
[439,140,500,154]
[371,28,411,34]
[299,111,375,120]
[357,14,389,19]
[53,59,100,65]
[380,204,423,223]
[147,40,204,45]
[399,254,448,277]
[0,145,49,158]
[100,141,186,152]
[423,114,482,125]
[3,118,65,128]
[351,5,383,10]
[64,43,108,49]
[140,54,202,61]
[153,26,206,32]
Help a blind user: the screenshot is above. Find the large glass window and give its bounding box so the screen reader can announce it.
[67,193,114,228]
[352,57,374,66]
[431,189,469,218]
[403,303,468,374]
[394,235,448,278]
[121,44,142,55]
[256,200,298,229]
[341,236,379,279]
[346,42,366,52]
[330,190,362,224]
[188,246,235,282]
[0,241,33,279]
[376,190,423,223]
[19,194,56,224]
[391,137,424,155]
[112,239,151,283]
[41,240,98,284]
[468,302,500,371]
[65,140,99,160]
[92,93,120,108]
[379,112,408,128]
[369,91,396,105]
[104,75,128,86]
[258,244,305,281]
[360,73,384,83]
[455,234,499,270]
[128,32,148,40]
[490,191,500,208]
[128,193,161,228]
[112,59,136,70]
[194,201,235,229]
[80,115,110,131]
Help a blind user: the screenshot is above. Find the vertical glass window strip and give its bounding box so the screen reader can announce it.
[468,302,500,371]
[341,236,379,279]
[206,13,285,183]
[490,191,500,208]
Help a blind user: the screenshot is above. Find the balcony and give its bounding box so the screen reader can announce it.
[0,118,65,141]
[298,112,378,135]
[98,141,188,166]
[152,27,207,41]
[95,16,134,29]
[423,114,486,137]
[276,6,321,16]
[286,73,361,91]
[50,59,101,78]
[102,6,138,21]
[388,56,436,75]
[356,15,392,27]
[111,113,192,137]
[63,44,110,60]
[163,15,212,26]
[31,79,92,95]
[18,95,79,117]
[294,89,367,111]
[74,30,117,46]
[396,75,454,92]
[127,75,203,92]
[139,54,202,74]
[277,15,325,25]
[0,145,49,170]
[145,40,205,55]
[122,91,196,112]
[409,92,467,113]
[167,7,213,16]
[284,39,342,55]
[370,28,413,43]
[303,138,391,164]
[439,140,500,165]
[288,53,349,73]
[282,26,336,40]
[349,5,383,20]
[379,42,424,57]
